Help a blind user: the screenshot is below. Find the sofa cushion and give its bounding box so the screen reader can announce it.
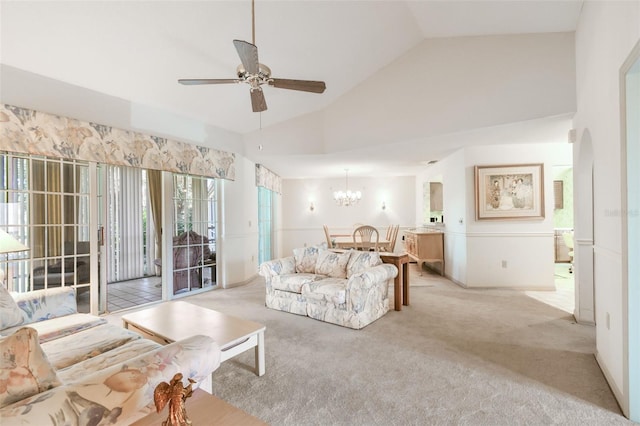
[303,278,348,305]
[12,287,77,325]
[0,286,23,330]
[41,322,143,371]
[346,250,382,278]
[1,313,107,344]
[272,273,323,293]
[0,327,61,408]
[57,338,161,384]
[293,245,326,273]
[315,250,350,278]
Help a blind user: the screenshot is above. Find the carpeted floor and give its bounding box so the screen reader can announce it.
[108,264,631,425]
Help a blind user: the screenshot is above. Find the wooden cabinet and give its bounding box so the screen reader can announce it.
[405,230,445,275]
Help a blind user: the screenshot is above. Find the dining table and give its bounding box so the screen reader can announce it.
[332,236,391,250]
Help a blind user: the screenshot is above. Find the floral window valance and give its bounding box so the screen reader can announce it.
[255,164,281,194]
[0,104,235,180]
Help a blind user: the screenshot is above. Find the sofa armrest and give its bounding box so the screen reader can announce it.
[259,256,296,283]
[0,335,220,425]
[11,287,78,325]
[346,264,398,312]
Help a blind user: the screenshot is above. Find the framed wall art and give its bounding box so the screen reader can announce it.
[474,163,545,220]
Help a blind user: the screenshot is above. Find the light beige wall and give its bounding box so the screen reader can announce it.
[279,176,415,257]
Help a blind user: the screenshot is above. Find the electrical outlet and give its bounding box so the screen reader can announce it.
[501,260,507,268]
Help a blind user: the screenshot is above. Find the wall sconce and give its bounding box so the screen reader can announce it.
[381,201,386,210]
[309,202,315,212]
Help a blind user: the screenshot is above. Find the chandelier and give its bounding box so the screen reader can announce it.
[333,169,362,207]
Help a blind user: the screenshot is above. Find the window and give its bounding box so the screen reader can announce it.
[258,186,273,265]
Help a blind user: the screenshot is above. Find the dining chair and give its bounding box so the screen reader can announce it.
[380,224,399,252]
[323,225,333,248]
[352,225,379,251]
[385,225,393,241]
[388,224,399,252]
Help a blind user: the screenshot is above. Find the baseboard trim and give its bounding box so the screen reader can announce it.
[225,273,260,289]
[595,352,628,418]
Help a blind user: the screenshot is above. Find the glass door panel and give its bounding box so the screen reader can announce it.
[172,174,217,296]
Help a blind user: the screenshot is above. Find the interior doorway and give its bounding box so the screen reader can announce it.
[552,164,575,313]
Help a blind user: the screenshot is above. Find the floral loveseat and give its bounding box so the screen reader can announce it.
[259,247,398,329]
[0,286,220,425]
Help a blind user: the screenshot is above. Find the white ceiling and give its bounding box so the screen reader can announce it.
[0,1,583,178]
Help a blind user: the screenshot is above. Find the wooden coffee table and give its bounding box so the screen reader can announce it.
[122,301,265,377]
[131,389,266,425]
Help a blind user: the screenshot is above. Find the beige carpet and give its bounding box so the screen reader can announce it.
[108,264,631,425]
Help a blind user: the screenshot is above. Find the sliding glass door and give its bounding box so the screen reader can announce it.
[0,154,94,312]
[1,152,222,312]
[171,174,217,296]
[258,186,274,264]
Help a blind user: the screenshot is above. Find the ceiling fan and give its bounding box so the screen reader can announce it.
[178,0,326,113]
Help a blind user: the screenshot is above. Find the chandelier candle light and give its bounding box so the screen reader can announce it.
[334,169,362,207]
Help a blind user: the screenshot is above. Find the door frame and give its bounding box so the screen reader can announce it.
[620,38,640,422]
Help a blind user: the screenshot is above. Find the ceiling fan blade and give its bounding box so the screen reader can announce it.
[233,39,259,75]
[178,79,240,85]
[250,89,267,112]
[269,78,326,94]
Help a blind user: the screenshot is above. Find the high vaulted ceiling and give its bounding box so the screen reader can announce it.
[1,1,582,178]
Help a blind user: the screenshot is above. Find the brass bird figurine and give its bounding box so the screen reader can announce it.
[153,373,196,426]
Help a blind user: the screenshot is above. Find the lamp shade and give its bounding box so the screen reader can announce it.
[0,229,28,254]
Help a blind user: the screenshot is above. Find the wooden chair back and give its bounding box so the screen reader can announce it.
[388,225,399,252]
[385,225,393,240]
[323,225,333,248]
[352,225,379,251]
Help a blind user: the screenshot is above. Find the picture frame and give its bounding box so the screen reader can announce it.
[474,163,545,220]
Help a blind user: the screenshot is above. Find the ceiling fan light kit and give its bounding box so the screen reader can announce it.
[178,0,326,113]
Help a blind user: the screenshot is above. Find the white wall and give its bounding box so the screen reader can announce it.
[324,32,576,151]
[220,157,260,286]
[0,65,242,153]
[417,149,468,284]
[418,142,572,289]
[279,175,415,256]
[573,0,640,417]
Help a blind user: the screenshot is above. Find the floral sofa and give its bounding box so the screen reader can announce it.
[0,286,220,425]
[259,247,398,329]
